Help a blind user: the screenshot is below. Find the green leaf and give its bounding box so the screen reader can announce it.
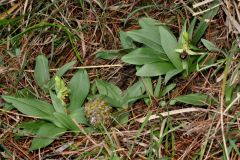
[188,17,197,40]
[69,69,90,111]
[136,62,175,77]
[121,80,146,106]
[102,95,121,108]
[95,79,122,100]
[16,121,47,136]
[121,47,168,65]
[160,83,176,97]
[115,111,129,125]
[48,61,76,88]
[55,61,76,78]
[126,28,164,53]
[174,93,208,106]
[119,31,135,49]
[34,55,50,91]
[178,20,187,45]
[159,26,182,70]
[124,80,145,98]
[96,50,122,60]
[138,17,162,28]
[53,112,80,132]
[2,96,54,118]
[201,39,220,52]
[30,123,66,150]
[153,76,162,98]
[192,2,219,45]
[50,91,66,113]
[96,48,133,60]
[70,107,88,125]
[142,77,153,96]
[164,69,182,84]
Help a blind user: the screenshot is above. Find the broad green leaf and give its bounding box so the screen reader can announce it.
[50,91,66,113]
[174,93,208,106]
[53,112,80,132]
[126,28,164,53]
[49,61,76,88]
[30,123,66,150]
[119,31,135,49]
[55,76,70,105]
[201,39,220,52]
[121,47,168,65]
[95,79,122,100]
[136,62,175,77]
[160,83,176,97]
[159,26,183,70]
[138,17,161,28]
[192,1,219,45]
[2,96,54,118]
[34,55,50,90]
[69,69,90,111]
[70,107,88,125]
[16,121,47,136]
[164,69,182,84]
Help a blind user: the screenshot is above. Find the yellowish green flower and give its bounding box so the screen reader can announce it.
[55,76,70,105]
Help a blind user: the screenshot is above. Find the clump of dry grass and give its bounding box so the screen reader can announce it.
[0,0,239,159]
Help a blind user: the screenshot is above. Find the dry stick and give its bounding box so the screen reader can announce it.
[193,0,214,9]
[0,108,39,119]
[222,5,240,33]
[193,3,222,16]
[224,93,240,114]
[23,64,123,73]
[135,107,236,123]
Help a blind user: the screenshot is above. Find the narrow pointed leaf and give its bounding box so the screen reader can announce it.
[201,39,220,52]
[174,93,208,106]
[192,1,219,45]
[164,69,182,84]
[142,77,153,96]
[48,61,76,88]
[160,83,176,97]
